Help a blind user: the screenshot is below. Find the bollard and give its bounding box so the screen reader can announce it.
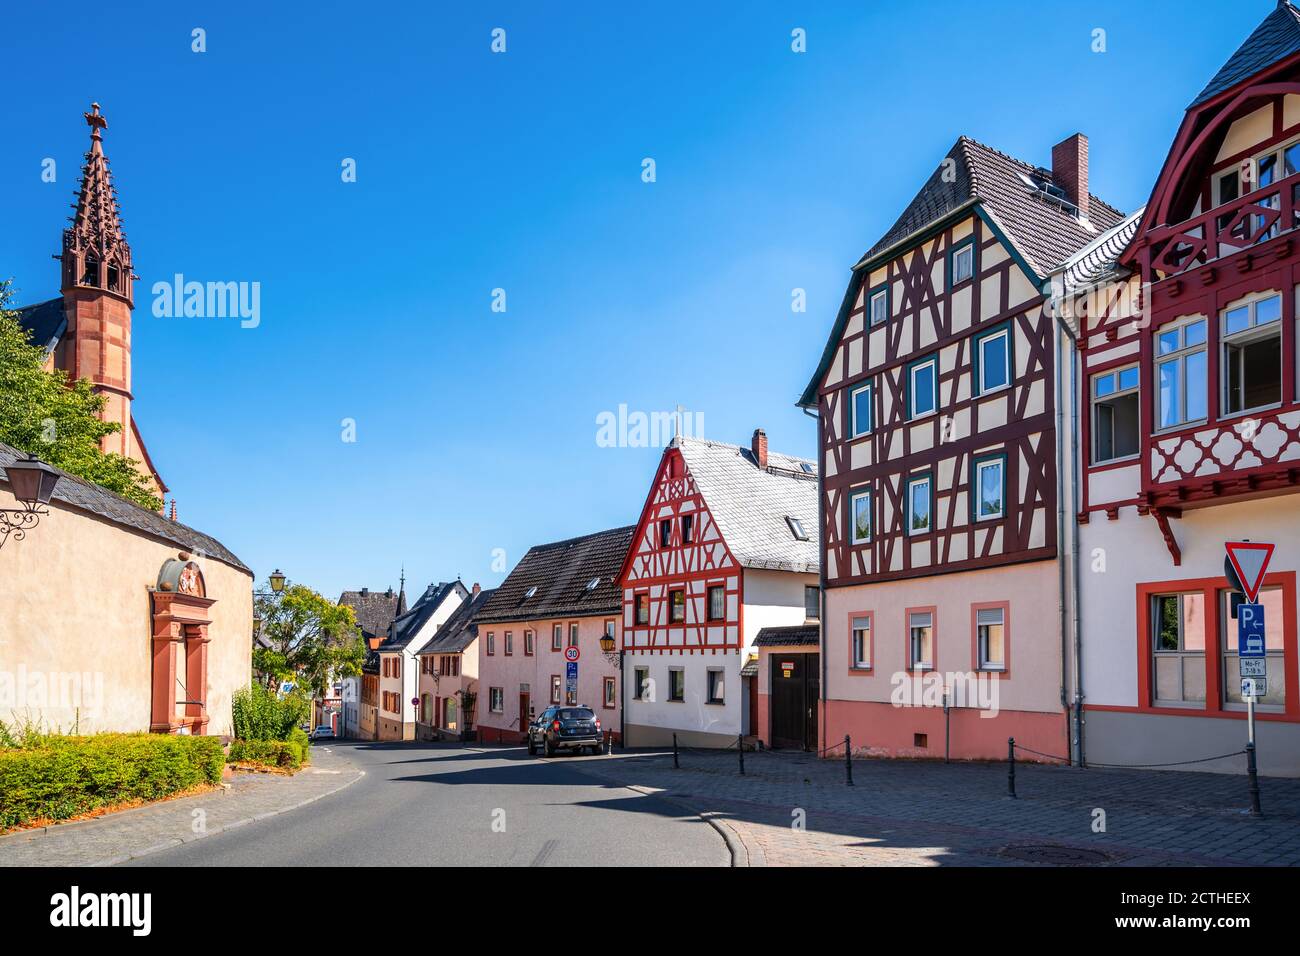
[605,730,613,756]
[673,733,680,769]
[738,734,745,775]
[1246,742,1263,816]
[1007,737,1017,799]
[844,734,854,786]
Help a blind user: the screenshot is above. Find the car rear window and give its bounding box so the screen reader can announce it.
[558,709,594,720]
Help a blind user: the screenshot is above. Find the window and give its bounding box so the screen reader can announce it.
[1221,587,1286,709]
[635,594,649,625]
[909,610,934,670]
[706,669,725,704]
[633,666,649,701]
[603,676,616,708]
[1221,294,1282,415]
[786,515,809,541]
[805,585,819,620]
[682,514,694,544]
[976,606,1006,671]
[669,589,686,623]
[604,619,616,641]
[486,632,495,656]
[851,615,871,669]
[504,630,513,655]
[707,585,725,621]
[550,675,561,704]
[908,356,938,419]
[869,284,889,326]
[1092,365,1141,461]
[668,668,685,702]
[974,324,1011,394]
[524,630,534,655]
[552,623,562,651]
[489,687,504,713]
[973,455,1005,521]
[1214,167,1239,207]
[659,519,672,548]
[568,623,579,647]
[907,473,932,535]
[850,381,873,437]
[948,239,974,287]
[849,488,872,545]
[1152,593,1206,706]
[1153,318,1208,430]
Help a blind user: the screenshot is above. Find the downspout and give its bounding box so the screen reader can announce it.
[1052,309,1072,764]
[803,404,827,755]
[1070,335,1086,768]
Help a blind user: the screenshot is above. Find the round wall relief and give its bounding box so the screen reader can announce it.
[157,557,206,597]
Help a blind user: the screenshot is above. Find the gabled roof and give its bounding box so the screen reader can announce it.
[337,586,405,640]
[475,526,634,625]
[415,587,496,655]
[15,298,67,354]
[0,440,246,572]
[378,580,467,652]
[674,437,819,574]
[1190,1,1300,108]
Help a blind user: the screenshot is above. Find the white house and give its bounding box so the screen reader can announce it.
[375,581,467,740]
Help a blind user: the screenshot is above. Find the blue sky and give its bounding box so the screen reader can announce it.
[0,0,1266,598]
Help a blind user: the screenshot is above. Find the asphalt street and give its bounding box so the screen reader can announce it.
[124,740,729,867]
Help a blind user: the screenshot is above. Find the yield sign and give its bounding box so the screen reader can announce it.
[1225,541,1275,603]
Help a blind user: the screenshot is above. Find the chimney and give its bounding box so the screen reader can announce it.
[752,428,768,469]
[168,499,177,522]
[361,587,369,597]
[472,582,481,597]
[1051,133,1089,219]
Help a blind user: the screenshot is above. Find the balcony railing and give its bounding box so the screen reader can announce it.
[1144,169,1300,282]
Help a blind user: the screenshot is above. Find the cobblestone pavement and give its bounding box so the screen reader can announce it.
[0,745,363,867]
[569,747,1300,866]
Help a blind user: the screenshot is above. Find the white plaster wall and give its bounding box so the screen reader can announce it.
[625,648,745,738]
[741,569,818,647]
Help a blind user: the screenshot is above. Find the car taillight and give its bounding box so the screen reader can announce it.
[595,720,601,731]
[552,720,561,731]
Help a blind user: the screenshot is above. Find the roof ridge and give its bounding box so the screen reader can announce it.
[526,524,637,553]
[677,434,815,466]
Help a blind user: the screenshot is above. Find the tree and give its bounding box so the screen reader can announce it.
[0,280,162,511]
[252,577,365,697]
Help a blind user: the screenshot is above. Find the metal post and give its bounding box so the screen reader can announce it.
[605,729,612,755]
[944,692,951,764]
[1246,741,1263,817]
[1007,737,1017,799]
[844,734,853,786]
[673,733,679,769]
[738,734,745,775]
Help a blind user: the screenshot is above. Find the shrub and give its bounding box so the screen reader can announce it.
[227,739,303,770]
[0,733,224,830]
[231,683,308,741]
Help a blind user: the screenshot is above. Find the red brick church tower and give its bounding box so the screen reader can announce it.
[20,103,166,499]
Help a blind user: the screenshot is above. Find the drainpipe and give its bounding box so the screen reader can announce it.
[803,404,827,755]
[1053,314,1072,763]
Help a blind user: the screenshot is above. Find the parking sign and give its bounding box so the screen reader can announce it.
[1237,602,1266,658]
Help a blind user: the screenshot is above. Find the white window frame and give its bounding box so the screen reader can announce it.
[1092,364,1141,463]
[908,611,934,671]
[976,327,1011,394]
[909,357,938,419]
[489,687,504,713]
[950,243,974,286]
[850,381,873,437]
[906,474,932,536]
[974,457,1005,521]
[976,606,1006,671]
[851,615,871,669]
[1154,317,1208,432]
[849,488,872,545]
[1220,292,1283,418]
[869,287,888,327]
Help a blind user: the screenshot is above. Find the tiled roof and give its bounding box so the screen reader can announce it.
[676,437,819,574]
[861,137,1127,279]
[1054,207,1144,293]
[0,440,248,572]
[415,588,496,655]
[739,657,759,678]
[337,586,406,640]
[378,581,467,652]
[15,298,67,353]
[754,625,820,647]
[1190,1,1300,108]
[475,525,634,625]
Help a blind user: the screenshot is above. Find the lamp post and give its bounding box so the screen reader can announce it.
[599,631,624,748]
[0,455,61,551]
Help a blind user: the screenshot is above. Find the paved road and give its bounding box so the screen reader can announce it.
[124,740,728,867]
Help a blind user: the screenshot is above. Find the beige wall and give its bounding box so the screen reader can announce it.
[0,487,252,736]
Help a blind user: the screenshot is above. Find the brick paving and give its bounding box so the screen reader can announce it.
[571,747,1300,867]
[0,745,363,867]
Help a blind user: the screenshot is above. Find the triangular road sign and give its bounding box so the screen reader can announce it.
[1225,541,1275,603]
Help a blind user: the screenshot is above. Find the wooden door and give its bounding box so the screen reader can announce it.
[518,692,530,734]
[770,654,819,750]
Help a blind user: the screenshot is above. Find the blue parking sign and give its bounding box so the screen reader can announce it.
[1237,602,1266,658]
[565,660,578,695]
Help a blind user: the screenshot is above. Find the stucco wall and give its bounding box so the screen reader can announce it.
[741,568,817,645]
[0,488,252,736]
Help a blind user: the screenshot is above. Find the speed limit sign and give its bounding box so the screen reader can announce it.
[564,646,580,662]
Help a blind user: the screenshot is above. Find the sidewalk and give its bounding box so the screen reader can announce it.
[0,745,363,867]
[570,747,1300,866]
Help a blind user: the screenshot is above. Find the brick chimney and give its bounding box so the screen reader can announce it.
[1051,133,1089,219]
[472,582,481,597]
[752,428,768,469]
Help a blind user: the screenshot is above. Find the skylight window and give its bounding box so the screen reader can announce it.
[585,577,601,591]
[800,462,814,474]
[523,586,538,599]
[786,516,809,541]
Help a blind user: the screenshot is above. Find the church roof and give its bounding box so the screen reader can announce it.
[1190,1,1300,108]
[64,103,132,271]
[14,298,67,354]
[0,440,247,573]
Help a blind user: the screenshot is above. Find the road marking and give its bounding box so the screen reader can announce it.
[530,839,559,867]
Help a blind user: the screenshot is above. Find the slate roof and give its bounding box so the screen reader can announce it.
[0,440,247,572]
[754,625,820,647]
[378,581,467,652]
[14,298,67,353]
[475,526,635,625]
[1053,207,1144,294]
[338,586,406,640]
[675,437,819,574]
[415,587,496,655]
[1190,1,1300,108]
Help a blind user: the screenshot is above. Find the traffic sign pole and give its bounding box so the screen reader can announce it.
[1226,540,1273,816]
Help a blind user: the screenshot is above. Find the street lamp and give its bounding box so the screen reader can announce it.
[598,629,624,749]
[1,455,61,550]
[268,568,286,593]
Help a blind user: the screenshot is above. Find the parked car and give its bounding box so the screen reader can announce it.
[527,706,603,757]
[310,725,336,740]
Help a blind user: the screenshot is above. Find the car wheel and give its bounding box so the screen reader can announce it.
[527,737,536,756]
[544,737,555,758]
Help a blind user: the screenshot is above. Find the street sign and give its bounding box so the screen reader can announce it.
[1225,541,1275,603]
[564,646,580,662]
[1237,602,1266,658]
[1242,677,1267,699]
[1240,657,1267,677]
[565,660,578,697]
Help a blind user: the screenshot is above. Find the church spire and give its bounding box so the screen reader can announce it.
[62,102,133,306]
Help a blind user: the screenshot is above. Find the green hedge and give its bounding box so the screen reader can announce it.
[227,738,305,770]
[0,733,225,830]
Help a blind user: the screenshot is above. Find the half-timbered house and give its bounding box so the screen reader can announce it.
[618,431,819,748]
[800,134,1128,761]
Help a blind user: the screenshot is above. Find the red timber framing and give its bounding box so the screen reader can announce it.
[618,446,743,656]
[816,211,1058,588]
